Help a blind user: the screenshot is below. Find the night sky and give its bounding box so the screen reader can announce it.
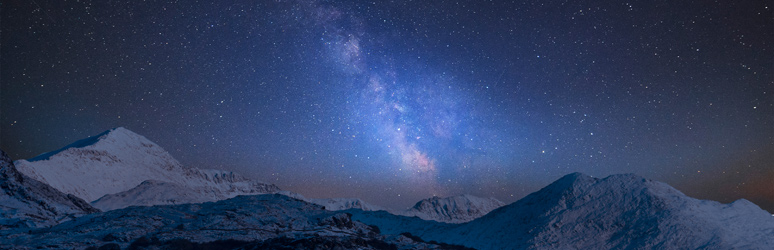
[2,0,772,212]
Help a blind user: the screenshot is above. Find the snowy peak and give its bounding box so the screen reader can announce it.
[27,127,172,169]
[13,128,280,209]
[14,127,188,202]
[480,172,686,225]
[348,173,774,249]
[515,172,683,214]
[447,173,774,249]
[0,149,97,229]
[27,128,118,162]
[536,172,597,196]
[403,194,505,223]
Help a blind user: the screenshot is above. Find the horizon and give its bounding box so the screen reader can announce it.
[2,0,772,213]
[6,125,773,213]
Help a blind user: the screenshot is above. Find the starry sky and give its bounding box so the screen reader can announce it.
[2,0,772,212]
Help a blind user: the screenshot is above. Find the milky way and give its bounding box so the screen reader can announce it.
[2,0,772,211]
[277,0,508,196]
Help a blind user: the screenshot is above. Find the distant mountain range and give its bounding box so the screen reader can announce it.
[1,128,772,249]
[11,127,502,223]
[284,191,505,223]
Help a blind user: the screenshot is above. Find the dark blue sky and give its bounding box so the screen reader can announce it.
[2,0,772,211]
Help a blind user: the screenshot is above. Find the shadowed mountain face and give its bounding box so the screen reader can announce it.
[0,149,97,229]
[350,173,774,250]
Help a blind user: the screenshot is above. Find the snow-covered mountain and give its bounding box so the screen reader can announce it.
[279,191,500,223]
[13,127,280,210]
[1,194,463,249]
[351,173,774,250]
[13,127,504,223]
[4,159,774,250]
[400,194,505,223]
[0,149,98,229]
[92,170,282,211]
[7,128,773,249]
[275,191,386,212]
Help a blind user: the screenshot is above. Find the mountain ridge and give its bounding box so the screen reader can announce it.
[14,127,502,223]
[401,194,506,223]
[284,190,505,223]
[350,172,774,250]
[26,129,114,162]
[6,128,772,249]
[14,127,280,207]
[2,194,457,249]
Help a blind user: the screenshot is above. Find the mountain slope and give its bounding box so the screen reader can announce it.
[90,180,205,211]
[1,194,460,249]
[0,149,98,229]
[14,127,279,209]
[401,194,505,223]
[351,173,774,250]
